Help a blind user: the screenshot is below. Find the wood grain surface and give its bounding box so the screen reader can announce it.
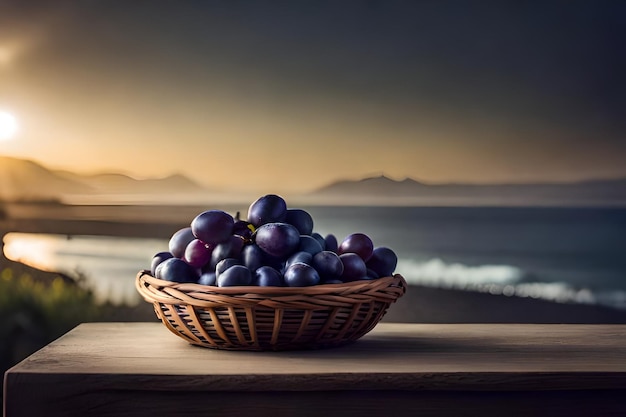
[4,322,626,417]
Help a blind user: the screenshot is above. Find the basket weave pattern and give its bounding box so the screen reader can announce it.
[136,271,407,351]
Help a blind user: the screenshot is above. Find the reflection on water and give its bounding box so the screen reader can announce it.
[3,232,166,305]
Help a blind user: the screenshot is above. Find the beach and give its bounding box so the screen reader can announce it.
[2,201,626,324]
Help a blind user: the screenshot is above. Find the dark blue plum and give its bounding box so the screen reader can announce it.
[155,257,199,283]
[217,265,252,287]
[338,233,374,262]
[324,234,338,253]
[285,251,313,269]
[242,244,265,272]
[285,209,314,235]
[215,258,242,278]
[247,194,287,227]
[253,266,284,287]
[311,233,326,250]
[209,236,245,269]
[366,247,398,277]
[298,235,323,255]
[262,252,286,272]
[339,253,367,282]
[168,227,195,258]
[198,271,217,286]
[191,210,234,245]
[151,251,173,276]
[366,268,380,279]
[284,262,321,287]
[312,250,344,280]
[254,222,300,259]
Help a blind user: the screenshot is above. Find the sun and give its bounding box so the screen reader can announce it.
[0,111,18,140]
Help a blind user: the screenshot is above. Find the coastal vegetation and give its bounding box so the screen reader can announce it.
[0,262,100,359]
[0,254,101,398]
[0,223,155,400]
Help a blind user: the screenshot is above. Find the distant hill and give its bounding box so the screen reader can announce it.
[313,175,429,195]
[307,175,626,206]
[4,155,626,206]
[0,156,92,201]
[0,156,208,202]
[54,170,207,195]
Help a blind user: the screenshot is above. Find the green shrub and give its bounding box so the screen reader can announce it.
[1,268,100,322]
[0,265,102,395]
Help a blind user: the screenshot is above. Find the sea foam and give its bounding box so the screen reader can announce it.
[397,258,626,310]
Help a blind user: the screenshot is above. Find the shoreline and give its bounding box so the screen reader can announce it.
[2,204,626,324]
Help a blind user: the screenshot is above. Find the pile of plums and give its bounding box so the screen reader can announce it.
[150,194,397,287]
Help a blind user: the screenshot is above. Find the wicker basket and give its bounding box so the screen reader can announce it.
[136,270,407,351]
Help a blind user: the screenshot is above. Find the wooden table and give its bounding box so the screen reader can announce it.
[4,322,626,416]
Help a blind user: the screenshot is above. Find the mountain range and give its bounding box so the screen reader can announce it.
[307,175,626,206]
[2,155,626,206]
[0,156,207,202]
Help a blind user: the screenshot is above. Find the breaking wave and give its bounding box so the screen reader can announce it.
[397,258,626,310]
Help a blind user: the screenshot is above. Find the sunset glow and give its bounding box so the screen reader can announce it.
[0,2,624,193]
[0,111,18,140]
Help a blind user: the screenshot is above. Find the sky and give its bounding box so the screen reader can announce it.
[1,1,625,194]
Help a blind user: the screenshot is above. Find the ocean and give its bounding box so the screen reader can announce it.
[3,206,626,309]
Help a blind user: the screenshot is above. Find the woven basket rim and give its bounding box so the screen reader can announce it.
[137,269,407,297]
[136,269,407,350]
